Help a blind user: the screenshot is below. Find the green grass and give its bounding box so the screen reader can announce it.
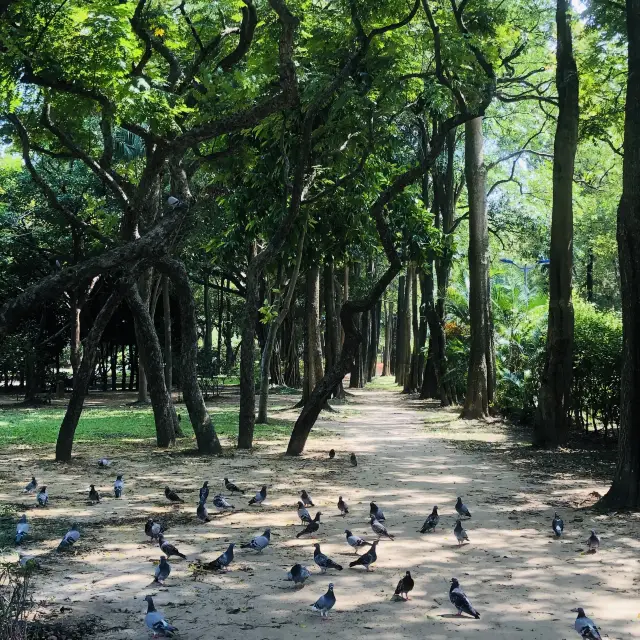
[0,407,292,446]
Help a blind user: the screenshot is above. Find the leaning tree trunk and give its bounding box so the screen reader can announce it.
[126,282,177,447]
[535,0,579,447]
[600,0,640,508]
[55,292,122,461]
[461,117,491,419]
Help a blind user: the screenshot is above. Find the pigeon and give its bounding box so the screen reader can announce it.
[337,496,349,516]
[158,534,187,559]
[36,486,48,507]
[213,494,234,510]
[98,458,111,467]
[196,501,211,523]
[287,563,311,586]
[145,519,165,541]
[329,449,335,459]
[166,196,181,208]
[586,529,600,553]
[454,519,469,545]
[18,553,40,569]
[144,595,177,637]
[24,476,37,493]
[300,490,314,507]
[58,523,80,551]
[552,512,564,537]
[571,607,602,639]
[248,485,267,506]
[455,497,472,518]
[370,516,394,540]
[369,502,385,521]
[205,543,235,571]
[199,481,209,504]
[241,528,271,552]
[297,512,322,538]
[154,556,171,584]
[297,501,312,524]
[344,529,373,553]
[449,577,480,618]
[15,515,29,545]
[350,453,357,467]
[420,506,439,533]
[165,486,184,503]
[224,478,244,494]
[313,543,343,573]
[349,539,378,571]
[114,475,124,498]
[310,583,336,618]
[394,571,414,600]
[88,484,101,504]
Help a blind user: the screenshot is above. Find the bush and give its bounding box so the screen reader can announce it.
[0,564,33,640]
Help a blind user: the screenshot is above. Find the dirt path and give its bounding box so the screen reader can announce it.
[2,386,638,639]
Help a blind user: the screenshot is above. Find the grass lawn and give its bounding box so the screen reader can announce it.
[0,406,293,446]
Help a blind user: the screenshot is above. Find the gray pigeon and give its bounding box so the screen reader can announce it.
[344,529,373,554]
[145,519,165,541]
[455,497,472,518]
[586,530,600,553]
[114,475,124,498]
[449,577,480,618]
[213,494,234,510]
[24,476,37,493]
[337,496,349,516]
[394,571,414,600]
[348,539,378,571]
[199,481,210,503]
[313,543,343,573]
[88,484,101,504]
[36,486,48,507]
[154,556,171,584]
[369,502,385,521]
[552,512,564,537]
[205,543,235,571]
[224,478,244,494]
[297,501,312,524]
[248,485,267,506]
[296,512,322,538]
[15,515,29,545]
[310,583,336,618]
[165,486,184,503]
[370,516,394,540]
[144,595,177,637]
[158,534,187,560]
[98,458,111,467]
[300,490,314,507]
[58,523,80,551]
[287,563,311,587]
[350,453,357,467]
[241,528,270,552]
[166,195,181,208]
[18,553,40,569]
[420,506,439,533]
[197,501,211,523]
[571,607,602,639]
[454,519,469,545]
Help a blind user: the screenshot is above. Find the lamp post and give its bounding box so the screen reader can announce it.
[499,258,550,305]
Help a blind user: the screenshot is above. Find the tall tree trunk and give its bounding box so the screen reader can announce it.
[382,300,392,375]
[225,292,234,371]
[461,117,491,419]
[136,272,150,403]
[535,0,579,446]
[55,292,122,461]
[395,275,406,386]
[203,278,212,364]
[600,0,640,508]
[121,343,127,390]
[306,265,324,390]
[401,270,412,392]
[216,280,224,373]
[70,299,81,378]
[163,277,173,394]
[406,265,420,391]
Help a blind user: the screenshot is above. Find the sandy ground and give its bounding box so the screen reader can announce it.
[1,386,639,639]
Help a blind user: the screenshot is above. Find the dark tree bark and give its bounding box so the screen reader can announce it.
[401,269,412,392]
[216,280,224,372]
[203,278,213,362]
[395,275,406,386]
[225,292,234,370]
[121,343,126,390]
[406,265,420,391]
[162,277,173,393]
[600,0,640,508]
[535,0,579,446]
[306,265,325,389]
[55,292,122,461]
[461,117,491,419]
[382,300,392,376]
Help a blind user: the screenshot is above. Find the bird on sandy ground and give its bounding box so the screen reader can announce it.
[313,543,343,573]
[144,595,177,637]
[369,502,385,521]
[420,506,439,533]
[158,534,187,560]
[310,583,336,619]
[204,543,235,571]
[329,449,335,459]
[449,578,480,618]
[24,476,37,493]
[165,487,184,503]
[36,486,48,507]
[241,529,271,552]
[297,512,322,538]
[300,490,314,507]
[338,496,349,516]
[394,571,414,600]
[145,519,165,541]
[286,563,311,587]
[154,556,171,584]
[297,501,312,524]
[249,485,267,506]
[350,453,357,467]
[586,530,600,553]
[199,481,209,504]
[114,475,124,498]
[370,516,394,540]
[349,540,378,571]
[224,478,245,494]
[571,607,602,639]
[88,484,101,504]
[197,500,211,523]
[344,529,373,554]
[58,523,80,551]
[552,512,564,537]
[98,458,111,467]
[454,519,469,546]
[213,494,234,510]
[15,515,29,545]
[455,497,472,518]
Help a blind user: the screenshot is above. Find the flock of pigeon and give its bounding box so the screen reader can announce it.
[14,450,604,639]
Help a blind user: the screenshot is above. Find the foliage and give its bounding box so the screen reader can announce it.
[0,563,33,640]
